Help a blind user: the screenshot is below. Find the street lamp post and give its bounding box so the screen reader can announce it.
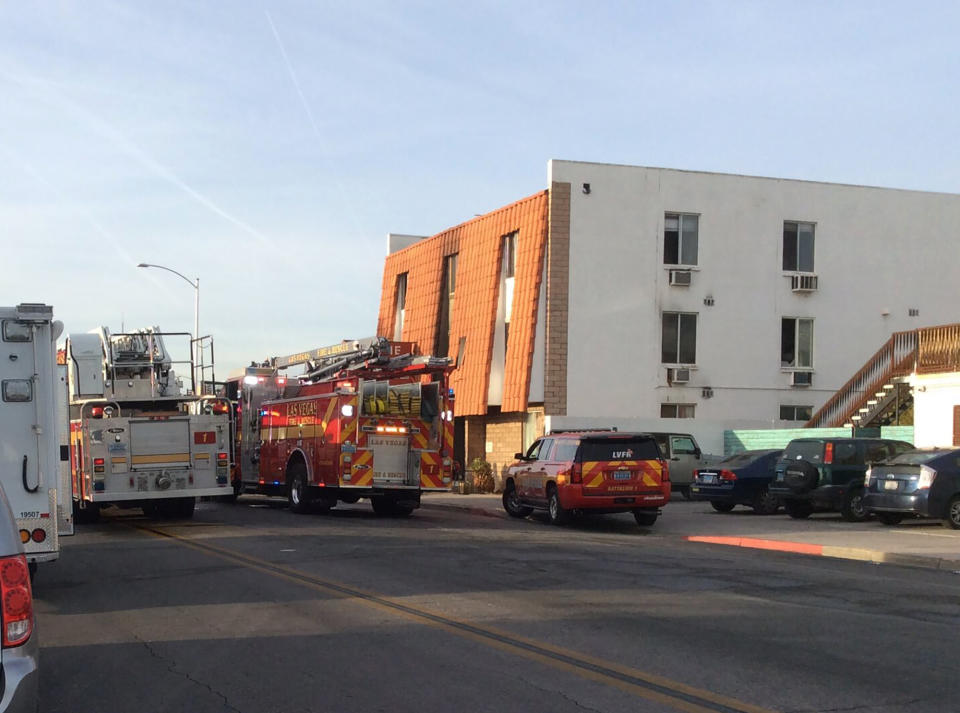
[137,263,200,394]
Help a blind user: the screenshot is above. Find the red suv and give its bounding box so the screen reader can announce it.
[501,431,670,527]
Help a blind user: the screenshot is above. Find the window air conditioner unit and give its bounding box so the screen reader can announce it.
[670,368,691,384]
[669,269,692,287]
[791,274,818,292]
[791,371,813,387]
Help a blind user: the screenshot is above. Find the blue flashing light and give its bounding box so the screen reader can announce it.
[448,388,455,397]
[273,481,279,485]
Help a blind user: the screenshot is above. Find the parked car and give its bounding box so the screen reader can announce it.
[769,437,913,521]
[864,448,960,528]
[690,449,783,514]
[502,431,669,527]
[0,483,38,713]
[648,432,718,499]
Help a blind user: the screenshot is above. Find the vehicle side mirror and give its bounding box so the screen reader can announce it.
[694,447,702,459]
[514,452,525,460]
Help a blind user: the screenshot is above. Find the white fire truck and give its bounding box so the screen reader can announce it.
[66,327,230,521]
[222,337,455,515]
[0,303,73,570]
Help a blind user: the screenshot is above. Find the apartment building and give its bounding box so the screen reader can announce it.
[377,160,960,473]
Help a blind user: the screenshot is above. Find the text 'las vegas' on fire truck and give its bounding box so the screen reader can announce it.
[221,337,455,516]
[65,327,231,522]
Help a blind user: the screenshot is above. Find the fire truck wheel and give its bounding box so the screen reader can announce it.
[175,498,196,519]
[339,494,361,504]
[393,504,414,517]
[287,464,312,514]
[371,497,394,516]
[142,501,161,519]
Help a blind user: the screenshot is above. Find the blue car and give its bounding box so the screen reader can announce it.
[690,449,783,514]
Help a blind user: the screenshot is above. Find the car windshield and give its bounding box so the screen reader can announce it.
[783,441,824,462]
[887,450,952,465]
[578,438,659,462]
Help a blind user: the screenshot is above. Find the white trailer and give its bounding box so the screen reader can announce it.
[66,327,230,520]
[0,303,73,568]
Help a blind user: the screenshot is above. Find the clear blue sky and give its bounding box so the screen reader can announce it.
[2,1,958,375]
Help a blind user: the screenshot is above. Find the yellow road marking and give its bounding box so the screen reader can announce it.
[133,523,778,713]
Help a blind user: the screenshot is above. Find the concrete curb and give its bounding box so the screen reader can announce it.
[420,502,505,520]
[685,535,960,572]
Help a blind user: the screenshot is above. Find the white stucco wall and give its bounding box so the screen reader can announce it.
[910,373,960,448]
[547,160,960,442]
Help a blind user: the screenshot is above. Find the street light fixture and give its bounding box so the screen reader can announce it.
[136,263,200,394]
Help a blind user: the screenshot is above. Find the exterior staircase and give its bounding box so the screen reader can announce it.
[806,323,960,429]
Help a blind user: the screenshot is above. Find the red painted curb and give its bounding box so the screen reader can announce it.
[686,535,824,556]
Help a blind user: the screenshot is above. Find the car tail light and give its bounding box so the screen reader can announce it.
[217,452,228,464]
[719,470,737,482]
[917,465,937,489]
[0,555,33,647]
[824,443,834,464]
[571,462,582,484]
[661,460,670,481]
[91,407,103,418]
[30,529,46,543]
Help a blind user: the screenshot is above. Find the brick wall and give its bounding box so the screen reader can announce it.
[545,182,570,416]
[485,413,526,485]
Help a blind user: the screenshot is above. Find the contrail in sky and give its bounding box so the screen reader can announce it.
[0,68,273,249]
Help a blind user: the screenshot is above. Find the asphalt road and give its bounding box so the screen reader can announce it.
[34,498,960,713]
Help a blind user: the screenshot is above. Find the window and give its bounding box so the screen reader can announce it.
[393,273,407,341]
[664,213,698,266]
[670,435,698,452]
[783,221,815,272]
[660,404,696,418]
[551,441,579,462]
[833,441,858,466]
[781,318,813,368]
[436,255,457,356]
[779,405,813,421]
[525,438,553,460]
[661,312,697,364]
[503,232,517,278]
[578,438,660,461]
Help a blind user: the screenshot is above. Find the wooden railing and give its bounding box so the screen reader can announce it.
[807,323,960,428]
[805,331,917,428]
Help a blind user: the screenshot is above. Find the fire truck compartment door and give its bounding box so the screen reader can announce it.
[129,419,191,469]
[369,435,416,485]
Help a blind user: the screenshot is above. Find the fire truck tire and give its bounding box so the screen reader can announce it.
[393,504,414,517]
[371,497,394,516]
[287,464,312,514]
[142,501,161,518]
[339,493,361,504]
[175,498,196,519]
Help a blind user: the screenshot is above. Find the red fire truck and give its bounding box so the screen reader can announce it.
[223,337,455,516]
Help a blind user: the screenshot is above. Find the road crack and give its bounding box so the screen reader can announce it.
[135,635,242,713]
[518,675,608,713]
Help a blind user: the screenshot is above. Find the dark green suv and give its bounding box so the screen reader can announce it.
[769,438,913,521]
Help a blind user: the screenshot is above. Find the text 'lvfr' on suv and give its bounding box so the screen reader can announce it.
[502,431,669,528]
[769,437,913,521]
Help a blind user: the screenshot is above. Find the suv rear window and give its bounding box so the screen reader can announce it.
[783,440,824,462]
[578,438,659,462]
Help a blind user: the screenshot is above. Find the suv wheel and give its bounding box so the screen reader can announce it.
[633,509,658,527]
[547,487,570,526]
[840,488,869,522]
[944,496,960,530]
[784,499,813,519]
[752,487,780,515]
[502,483,533,518]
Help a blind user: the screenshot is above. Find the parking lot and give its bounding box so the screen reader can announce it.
[34,496,960,713]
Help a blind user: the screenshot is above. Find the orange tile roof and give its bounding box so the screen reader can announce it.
[377,191,549,416]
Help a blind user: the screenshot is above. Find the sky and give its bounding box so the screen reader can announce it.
[2,1,959,376]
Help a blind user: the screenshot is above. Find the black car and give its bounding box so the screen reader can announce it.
[769,437,914,521]
[864,448,960,528]
[690,449,783,514]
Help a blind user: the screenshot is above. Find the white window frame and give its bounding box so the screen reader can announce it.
[782,221,816,273]
[393,273,408,341]
[781,317,814,369]
[664,213,699,267]
[661,311,698,366]
[661,403,695,419]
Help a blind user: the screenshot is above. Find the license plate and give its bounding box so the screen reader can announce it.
[700,475,717,484]
[884,480,899,491]
[613,471,632,481]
